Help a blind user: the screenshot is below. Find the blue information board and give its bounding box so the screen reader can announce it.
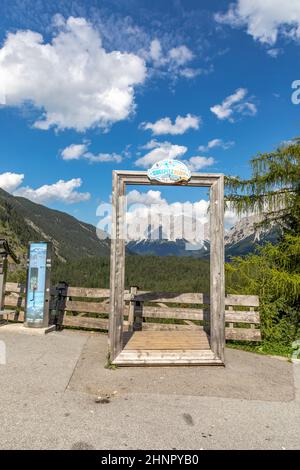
[25,242,50,326]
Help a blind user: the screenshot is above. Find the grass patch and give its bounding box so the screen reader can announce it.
[226,340,293,358]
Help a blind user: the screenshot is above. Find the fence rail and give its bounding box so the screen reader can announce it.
[3,283,261,341]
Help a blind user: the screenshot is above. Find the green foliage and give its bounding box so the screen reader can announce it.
[226,340,293,358]
[0,200,35,257]
[52,256,110,288]
[226,236,300,346]
[226,138,300,231]
[52,254,211,293]
[226,138,300,348]
[7,267,27,284]
[126,255,210,292]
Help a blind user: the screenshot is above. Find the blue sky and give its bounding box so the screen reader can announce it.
[0,0,299,228]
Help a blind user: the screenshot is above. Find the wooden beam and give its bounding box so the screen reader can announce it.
[64,300,129,315]
[113,349,223,366]
[109,171,126,361]
[142,322,200,331]
[225,294,259,307]
[134,291,209,304]
[65,300,109,314]
[67,287,110,298]
[225,327,261,341]
[5,284,259,307]
[4,293,25,308]
[142,306,260,323]
[210,175,225,363]
[113,171,223,188]
[142,306,205,320]
[63,315,109,330]
[134,291,259,308]
[225,310,260,324]
[2,310,24,322]
[5,282,25,294]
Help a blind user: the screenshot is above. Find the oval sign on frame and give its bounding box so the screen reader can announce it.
[147,159,191,184]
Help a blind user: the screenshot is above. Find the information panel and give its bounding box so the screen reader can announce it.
[25,242,51,327]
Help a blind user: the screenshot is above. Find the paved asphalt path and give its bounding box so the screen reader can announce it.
[0,327,299,450]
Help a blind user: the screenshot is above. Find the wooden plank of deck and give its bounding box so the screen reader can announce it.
[113,348,222,366]
[123,330,210,351]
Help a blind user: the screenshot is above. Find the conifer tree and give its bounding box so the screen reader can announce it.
[226,138,300,232]
[226,139,300,348]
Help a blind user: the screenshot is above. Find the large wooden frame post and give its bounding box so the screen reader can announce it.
[109,171,225,365]
[109,171,126,361]
[210,175,225,363]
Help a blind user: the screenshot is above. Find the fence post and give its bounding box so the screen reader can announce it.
[0,241,19,322]
[250,306,255,330]
[49,281,68,330]
[128,286,137,331]
[133,287,143,332]
[0,255,8,318]
[228,305,234,330]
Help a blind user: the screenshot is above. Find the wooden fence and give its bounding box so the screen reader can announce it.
[2,282,261,341]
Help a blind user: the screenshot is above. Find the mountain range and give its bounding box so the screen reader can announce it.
[127,215,278,260]
[0,188,110,263]
[0,188,278,265]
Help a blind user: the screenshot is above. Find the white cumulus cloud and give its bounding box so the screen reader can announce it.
[61,142,122,163]
[125,190,240,242]
[168,45,194,66]
[135,140,215,171]
[135,141,188,168]
[125,190,209,242]
[198,138,235,152]
[61,143,89,160]
[146,39,199,79]
[149,39,163,63]
[127,189,167,206]
[0,172,90,204]
[14,178,90,204]
[141,114,201,135]
[0,172,24,192]
[210,88,257,121]
[83,152,122,163]
[186,156,215,172]
[215,0,300,46]
[0,16,146,132]
[267,48,282,58]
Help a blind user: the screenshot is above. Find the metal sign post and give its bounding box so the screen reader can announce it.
[24,242,52,328]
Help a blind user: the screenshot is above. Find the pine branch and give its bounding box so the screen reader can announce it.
[225,139,300,230]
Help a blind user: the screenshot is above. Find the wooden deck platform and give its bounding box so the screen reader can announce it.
[124,331,210,350]
[113,330,224,366]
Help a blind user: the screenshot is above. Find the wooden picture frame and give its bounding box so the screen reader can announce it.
[109,171,225,366]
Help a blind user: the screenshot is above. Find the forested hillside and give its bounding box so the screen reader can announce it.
[52,255,211,293]
[0,188,110,264]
